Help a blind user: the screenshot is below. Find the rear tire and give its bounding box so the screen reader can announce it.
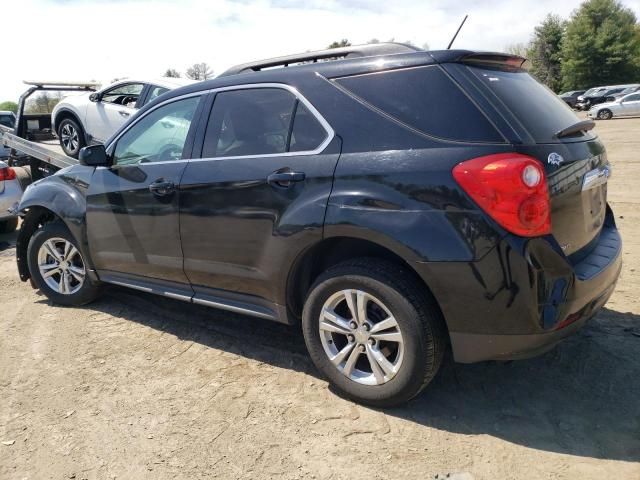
[0,217,18,234]
[27,221,101,306]
[597,109,613,120]
[302,258,446,407]
[57,118,86,158]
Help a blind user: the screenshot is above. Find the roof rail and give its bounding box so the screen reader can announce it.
[220,42,422,77]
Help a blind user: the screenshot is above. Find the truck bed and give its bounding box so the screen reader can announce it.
[0,124,77,170]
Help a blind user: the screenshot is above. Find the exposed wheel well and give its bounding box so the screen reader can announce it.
[286,237,445,326]
[16,207,60,281]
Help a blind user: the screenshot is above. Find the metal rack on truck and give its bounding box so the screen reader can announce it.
[0,81,99,183]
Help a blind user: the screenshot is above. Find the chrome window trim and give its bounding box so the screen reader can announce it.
[104,83,334,168]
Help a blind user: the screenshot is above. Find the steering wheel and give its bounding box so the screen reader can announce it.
[156,144,182,162]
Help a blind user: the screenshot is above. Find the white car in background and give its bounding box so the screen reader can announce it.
[588,92,640,120]
[51,77,194,157]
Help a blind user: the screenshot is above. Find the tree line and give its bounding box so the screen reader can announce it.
[163,62,214,80]
[512,0,640,92]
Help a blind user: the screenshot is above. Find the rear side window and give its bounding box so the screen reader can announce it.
[467,66,588,143]
[335,66,502,143]
[290,103,327,152]
[203,88,328,158]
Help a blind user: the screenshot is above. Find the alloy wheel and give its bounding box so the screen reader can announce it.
[598,109,612,120]
[60,123,79,152]
[37,237,86,295]
[319,289,405,386]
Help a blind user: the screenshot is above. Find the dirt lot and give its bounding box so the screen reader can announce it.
[1,118,639,480]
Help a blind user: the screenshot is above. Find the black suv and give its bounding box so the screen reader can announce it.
[558,90,585,108]
[15,44,621,407]
[576,86,626,110]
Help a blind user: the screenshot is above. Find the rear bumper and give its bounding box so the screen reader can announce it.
[448,270,618,362]
[415,208,622,363]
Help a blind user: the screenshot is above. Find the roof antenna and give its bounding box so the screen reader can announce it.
[447,14,468,49]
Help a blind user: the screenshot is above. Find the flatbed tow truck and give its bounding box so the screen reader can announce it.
[0,81,99,184]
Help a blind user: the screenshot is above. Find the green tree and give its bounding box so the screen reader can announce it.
[561,0,640,90]
[527,14,565,92]
[164,68,181,78]
[328,39,351,49]
[186,62,213,81]
[0,101,18,113]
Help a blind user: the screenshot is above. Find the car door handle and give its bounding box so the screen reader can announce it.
[267,170,306,187]
[118,110,130,117]
[149,179,175,196]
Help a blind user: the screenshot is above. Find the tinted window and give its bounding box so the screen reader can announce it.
[145,85,170,105]
[290,103,327,152]
[467,65,587,143]
[203,89,297,158]
[623,94,640,102]
[102,83,144,107]
[113,96,200,165]
[0,114,14,128]
[335,66,502,143]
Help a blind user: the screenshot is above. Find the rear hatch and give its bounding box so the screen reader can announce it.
[461,61,609,257]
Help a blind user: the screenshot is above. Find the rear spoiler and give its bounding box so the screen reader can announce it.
[460,53,526,69]
[427,51,527,69]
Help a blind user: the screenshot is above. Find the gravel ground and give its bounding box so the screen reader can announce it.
[1,118,639,480]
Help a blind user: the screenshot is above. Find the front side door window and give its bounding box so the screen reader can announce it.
[101,83,145,108]
[112,95,200,165]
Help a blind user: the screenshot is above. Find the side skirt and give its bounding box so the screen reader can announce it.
[97,271,292,324]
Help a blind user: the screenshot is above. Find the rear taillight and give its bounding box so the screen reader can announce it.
[0,166,16,181]
[452,153,551,237]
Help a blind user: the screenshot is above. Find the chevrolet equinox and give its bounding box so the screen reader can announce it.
[15,44,622,406]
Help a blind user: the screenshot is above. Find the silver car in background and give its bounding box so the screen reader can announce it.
[0,161,24,233]
[589,92,640,120]
[0,111,16,159]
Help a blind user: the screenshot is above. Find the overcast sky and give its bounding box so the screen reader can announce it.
[2,0,639,100]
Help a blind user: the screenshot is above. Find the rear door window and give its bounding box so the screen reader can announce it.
[202,88,329,158]
[466,66,590,143]
[335,65,503,143]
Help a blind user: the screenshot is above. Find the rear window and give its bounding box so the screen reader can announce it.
[0,114,14,128]
[335,66,503,143]
[467,66,588,143]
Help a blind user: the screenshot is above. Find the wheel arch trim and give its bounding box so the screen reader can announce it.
[16,180,95,282]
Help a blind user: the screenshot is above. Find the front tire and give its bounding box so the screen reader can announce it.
[27,221,100,306]
[57,118,86,158]
[302,258,446,407]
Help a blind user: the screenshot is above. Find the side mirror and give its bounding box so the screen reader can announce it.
[79,144,110,167]
[89,92,100,102]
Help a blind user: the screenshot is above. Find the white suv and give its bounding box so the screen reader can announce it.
[52,77,194,157]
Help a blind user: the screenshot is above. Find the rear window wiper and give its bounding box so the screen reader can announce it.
[555,119,595,139]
